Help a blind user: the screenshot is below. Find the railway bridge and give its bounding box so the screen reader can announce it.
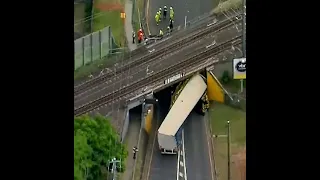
[73,11,244,140]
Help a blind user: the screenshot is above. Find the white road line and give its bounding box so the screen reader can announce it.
[180,161,184,166]
[176,149,181,180]
[182,129,188,180]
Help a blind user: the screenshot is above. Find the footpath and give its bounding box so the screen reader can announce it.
[121,113,141,180]
[124,0,138,51]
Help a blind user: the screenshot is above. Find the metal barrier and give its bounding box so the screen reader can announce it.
[74,26,120,70]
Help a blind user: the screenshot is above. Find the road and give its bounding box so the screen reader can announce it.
[147,85,213,180]
[74,22,242,108]
[148,89,178,180]
[184,111,213,180]
[146,0,217,35]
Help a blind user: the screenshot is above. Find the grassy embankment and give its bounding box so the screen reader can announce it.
[209,102,246,180]
[212,0,243,14]
[209,68,246,180]
[132,0,144,32]
[74,0,126,80]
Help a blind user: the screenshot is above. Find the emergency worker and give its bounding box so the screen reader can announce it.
[132,31,135,44]
[159,29,164,37]
[163,6,168,19]
[137,29,143,43]
[169,19,173,32]
[158,7,162,21]
[155,13,160,26]
[170,6,174,21]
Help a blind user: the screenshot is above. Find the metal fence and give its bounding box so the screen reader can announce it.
[74,26,120,70]
[225,93,246,111]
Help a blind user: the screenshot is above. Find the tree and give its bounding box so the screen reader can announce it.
[74,115,128,180]
[74,131,93,180]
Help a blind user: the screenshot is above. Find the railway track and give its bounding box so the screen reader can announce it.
[74,14,242,97]
[74,35,242,116]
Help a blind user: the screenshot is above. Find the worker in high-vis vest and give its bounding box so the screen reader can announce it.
[158,7,162,21]
[169,6,174,21]
[155,13,160,26]
[159,29,164,37]
[137,29,143,44]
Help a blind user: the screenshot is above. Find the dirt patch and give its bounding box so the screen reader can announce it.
[96,3,124,11]
[232,146,246,180]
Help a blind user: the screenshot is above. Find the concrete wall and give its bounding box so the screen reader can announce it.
[121,109,130,142]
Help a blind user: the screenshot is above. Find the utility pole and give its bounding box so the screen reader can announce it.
[227,121,231,180]
[108,157,121,180]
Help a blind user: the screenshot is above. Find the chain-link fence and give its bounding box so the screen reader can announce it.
[225,93,246,111]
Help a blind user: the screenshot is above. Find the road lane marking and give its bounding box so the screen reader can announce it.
[176,149,181,180]
[146,127,157,180]
[182,129,188,180]
[204,115,215,180]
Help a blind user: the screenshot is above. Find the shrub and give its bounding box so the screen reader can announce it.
[221,70,231,84]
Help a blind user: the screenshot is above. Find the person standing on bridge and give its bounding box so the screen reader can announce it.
[169,19,173,32]
[137,29,144,44]
[159,29,164,38]
[132,31,136,44]
[155,13,160,26]
[158,7,162,22]
[170,6,174,21]
[163,6,168,19]
[167,26,170,35]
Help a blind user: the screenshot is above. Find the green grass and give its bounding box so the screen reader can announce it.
[223,79,246,94]
[209,102,246,144]
[74,52,123,80]
[93,8,125,46]
[209,102,246,180]
[212,0,242,14]
[74,0,127,80]
[133,0,144,32]
[74,3,86,34]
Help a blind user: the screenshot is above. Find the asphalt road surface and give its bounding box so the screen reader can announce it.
[148,92,178,180]
[147,0,217,35]
[184,111,213,180]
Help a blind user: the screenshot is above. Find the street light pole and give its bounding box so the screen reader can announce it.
[227,121,231,180]
[109,158,121,180]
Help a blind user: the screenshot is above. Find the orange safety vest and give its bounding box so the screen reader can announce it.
[138,32,143,41]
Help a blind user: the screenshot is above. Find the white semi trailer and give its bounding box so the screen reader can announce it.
[157,74,207,154]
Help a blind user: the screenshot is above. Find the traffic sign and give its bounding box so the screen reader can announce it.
[120,12,126,19]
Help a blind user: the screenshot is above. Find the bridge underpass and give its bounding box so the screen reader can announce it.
[139,71,225,180]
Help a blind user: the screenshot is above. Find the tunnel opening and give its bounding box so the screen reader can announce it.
[127,104,142,135]
[154,81,180,120]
